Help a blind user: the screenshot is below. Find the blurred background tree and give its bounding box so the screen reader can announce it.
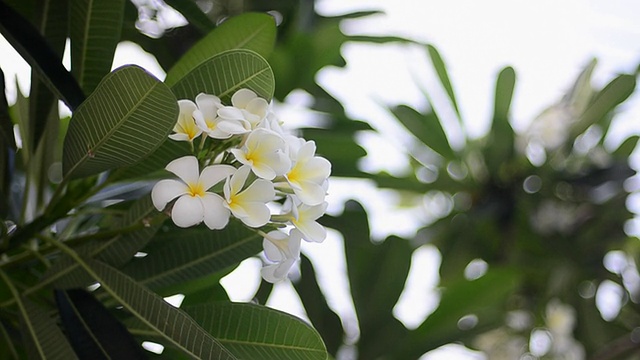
[3,0,640,359]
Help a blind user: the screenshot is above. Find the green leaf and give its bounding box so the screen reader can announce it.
[0,1,85,111]
[123,222,262,291]
[183,302,328,360]
[70,0,125,95]
[109,139,191,182]
[165,12,276,87]
[426,44,462,122]
[294,255,344,357]
[169,49,275,103]
[395,268,521,358]
[63,65,178,179]
[83,258,237,359]
[0,270,77,360]
[573,74,636,137]
[55,288,146,359]
[613,135,639,159]
[390,105,454,159]
[484,66,516,174]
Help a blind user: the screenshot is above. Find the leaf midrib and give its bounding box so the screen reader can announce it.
[69,76,161,177]
[139,232,259,286]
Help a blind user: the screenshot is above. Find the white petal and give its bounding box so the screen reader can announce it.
[195,93,222,116]
[217,119,251,134]
[217,106,245,120]
[232,88,257,109]
[165,156,200,185]
[298,141,317,160]
[151,179,188,210]
[168,133,191,142]
[295,220,326,243]
[301,157,332,182]
[263,238,285,262]
[250,162,277,180]
[171,195,204,228]
[178,99,197,114]
[237,179,275,203]
[229,148,250,167]
[228,165,251,197]
[261,261,294,283]
[302,202,329,221]
[288,230,303,257]
[202,194,230,230]
[246,97,268,118]
[200,164,236,190]
[235,202,271,228]
[292,181,326,206]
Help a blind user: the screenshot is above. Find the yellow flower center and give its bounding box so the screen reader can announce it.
[188,182,205,197]
[287,164,301,183]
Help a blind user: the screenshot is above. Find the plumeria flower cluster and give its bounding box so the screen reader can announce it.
[151,89,331,283]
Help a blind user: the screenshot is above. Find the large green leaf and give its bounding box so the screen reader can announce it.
[0,270,77,360]
[184,303,328,360]
[123,221,262,291]
[170,49,275,103]
[165,12,276,87]
[55,288,146,359]
[394,268,521,359]
[294,256,344,357]
[109,138,191,182]
[84,258,236,359]
[69,0,125,95]
[41,195,164,290]
[391,105,455,159]
[63,65,178,179]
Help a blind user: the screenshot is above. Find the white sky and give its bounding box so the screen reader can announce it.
[2,1,640,359]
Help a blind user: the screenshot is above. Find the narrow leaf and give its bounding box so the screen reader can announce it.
[83,259,236,359]
[0,1,85,111]
[169,49,275,103]
[484,67,516,173]
[70,0,125,95]
[391,105,454,159]
[573,74,636,136]
[63,65,178,179]
[294,256,344,356]
[55,288,146,359]
[184,303,328,360]
[165,13,276,87]
[426,44,462,122]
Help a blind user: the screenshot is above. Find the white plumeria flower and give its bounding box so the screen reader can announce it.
[169,100,202,142]
[217,88,269,129]
[192,93,236,139]
[223,165,275,227]
[261,229,302,283]
[285,198,328,243]
[229,128,291,180]
[284,140,331,206]
[151,156,235,229]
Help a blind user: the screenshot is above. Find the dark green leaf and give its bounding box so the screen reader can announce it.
[55,288,146,359]
[63,65,178,179]
[0,1,85,111]
[109,139,191,182]
[165,13,276,87]
[70,0,125,95]
[294,255,344,357]
[613,135,639,159]
[169,49,275,103]
[395,268,521,358]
